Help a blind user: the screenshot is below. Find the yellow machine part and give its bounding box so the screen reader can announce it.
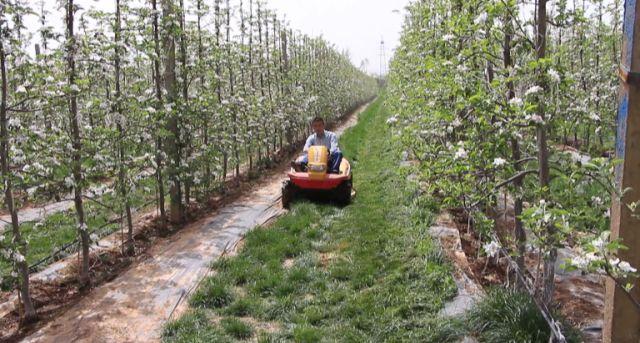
[307,145,328,180]
[339,159,350,176]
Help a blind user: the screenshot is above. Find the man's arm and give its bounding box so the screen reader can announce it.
[303,134,314,152]
[329,132,339,154]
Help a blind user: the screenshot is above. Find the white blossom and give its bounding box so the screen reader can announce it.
[442,34,455,42]
[525,85,543,96]
[13,252,25,263]
[591,232,609,250]
[79,223,88,232]
[64,176,75,188]
[146,107,157,114]
[529,114,544,124]
[8,117,21,129]
[493,157,507,167]
[386,115,398,124]
[571,255,591,269]
[618,261,637,274]
[508,97,523,106]
[591,196,603,206]
[483,241,501,257]
[70,84,81,92]
[16,85,27,94]
[548,69,560,83]
[474,13,488,25]
[454,146,467,159]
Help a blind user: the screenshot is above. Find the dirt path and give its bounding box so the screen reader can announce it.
[21,102,369,343]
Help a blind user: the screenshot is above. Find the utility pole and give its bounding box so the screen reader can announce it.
[604,1,640,342]
[379,37,386,76]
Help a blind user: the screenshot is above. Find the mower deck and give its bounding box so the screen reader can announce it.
[287,171,350,190]
[282,158,353,209]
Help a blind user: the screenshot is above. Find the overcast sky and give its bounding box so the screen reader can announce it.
[267,0,409,75]
[24,0,410,76]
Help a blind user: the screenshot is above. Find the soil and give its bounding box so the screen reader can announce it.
[1,101,371,343]
[449,208,508,288]
[448,205,605,342]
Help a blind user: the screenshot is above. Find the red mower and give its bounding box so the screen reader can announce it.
[282,145,353,209]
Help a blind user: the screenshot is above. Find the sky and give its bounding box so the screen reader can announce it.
[266,0,409,75]
[23,0,411,76]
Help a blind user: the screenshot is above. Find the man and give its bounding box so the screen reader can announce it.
[292,116,343,173]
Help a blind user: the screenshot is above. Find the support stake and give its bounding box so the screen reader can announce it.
[604,0,640,342]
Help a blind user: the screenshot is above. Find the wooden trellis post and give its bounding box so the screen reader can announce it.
[604,0,640,341]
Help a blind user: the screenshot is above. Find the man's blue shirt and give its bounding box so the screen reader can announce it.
[303,130,340,154]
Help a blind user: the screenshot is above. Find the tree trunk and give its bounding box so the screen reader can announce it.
[151,0,168,233]
[0,19,37,323]
[214,0,228,182]
[239,0,253,173]
[535,0,557,307]
[162,0,183,224]
[226,0,240,178]
[256,4,268,159]
[503,8,527,286]
[196,0,211,193]
[114,0,134,255]
[66,0,91,288]
[179,0,191,207]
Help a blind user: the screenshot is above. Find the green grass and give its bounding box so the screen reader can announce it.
[221,317,254,340]
[463,288,582,343]
[190,276,235,309]
[163,95,457,342]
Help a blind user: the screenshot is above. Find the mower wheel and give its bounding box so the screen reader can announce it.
[335,178,352,206]
[282,180,297,209]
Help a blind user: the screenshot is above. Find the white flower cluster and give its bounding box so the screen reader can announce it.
[526,114,544,125]
[591,196,603,206]
[610,258,637,274]
[8,117,21,129]
[570,231,638,275]
[90,233,99,242]
[483,240,501,258]
[13,252,25,263]
[474,13,488,25]
[525,85,543,96]
[548,69,561,83]
[508,97,523,106]
[454,144,467,160]
[493,157,506,167]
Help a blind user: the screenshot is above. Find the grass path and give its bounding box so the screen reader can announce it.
[163,96,456,342]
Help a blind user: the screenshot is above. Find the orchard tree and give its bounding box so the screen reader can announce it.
[0,0,36,322]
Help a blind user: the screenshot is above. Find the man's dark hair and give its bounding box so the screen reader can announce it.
[311,116,324,125]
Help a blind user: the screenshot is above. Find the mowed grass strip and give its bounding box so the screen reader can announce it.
[163,96,457,342]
